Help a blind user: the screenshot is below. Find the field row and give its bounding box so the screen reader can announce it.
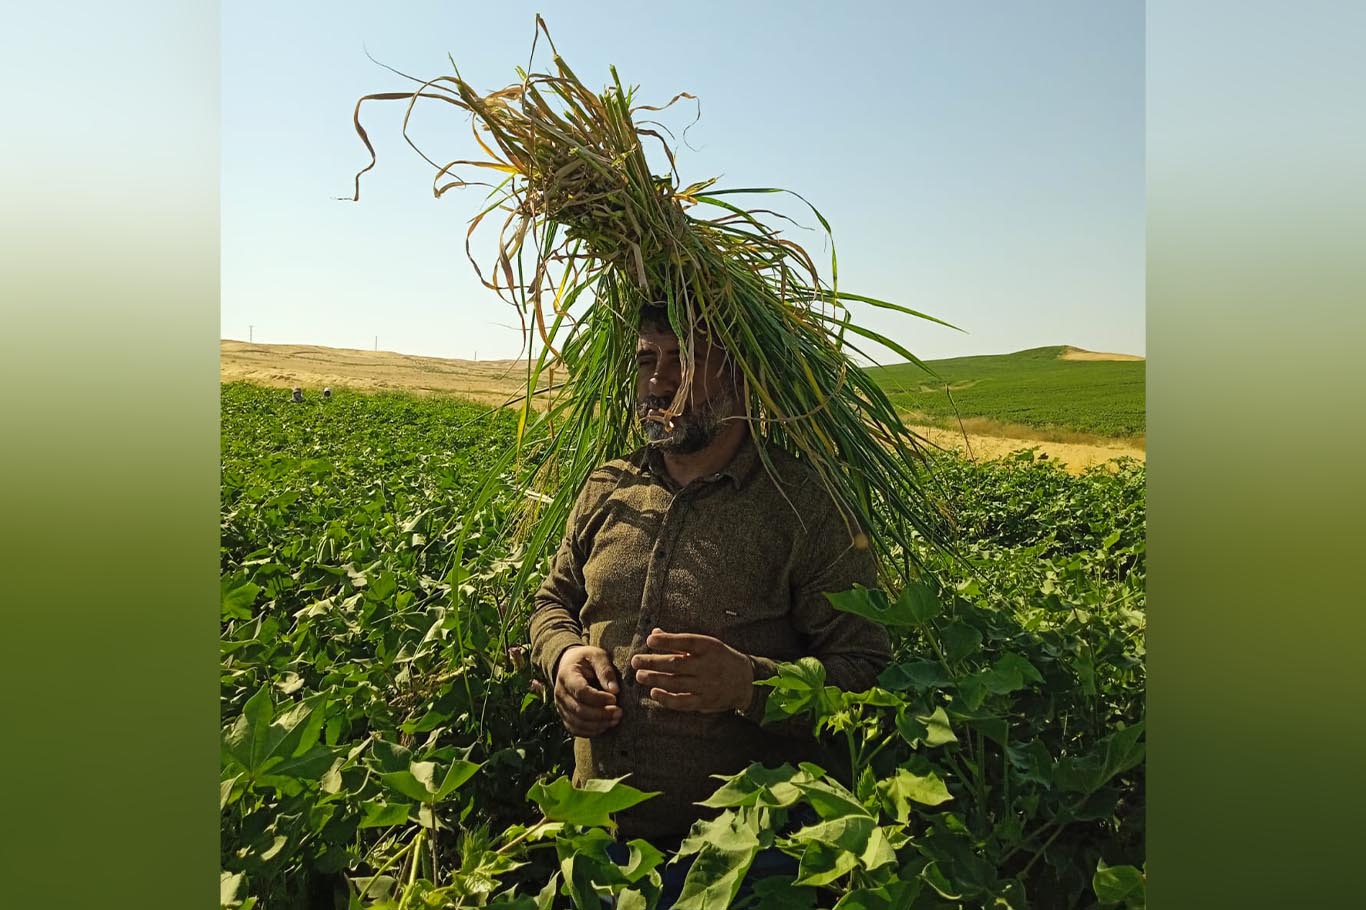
[220,383,1145,909]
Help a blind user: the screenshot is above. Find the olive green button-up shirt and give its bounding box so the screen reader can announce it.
[528,435,891,841]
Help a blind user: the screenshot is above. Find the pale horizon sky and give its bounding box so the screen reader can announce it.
[222,0,1144,364]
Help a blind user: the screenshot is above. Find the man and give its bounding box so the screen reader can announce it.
[528,306,892,868]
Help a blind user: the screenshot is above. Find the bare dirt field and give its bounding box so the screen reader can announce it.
[1058,346,1145,362]
[220,340,542,409]
[909,424,1144,473]
[222,340,1145,472]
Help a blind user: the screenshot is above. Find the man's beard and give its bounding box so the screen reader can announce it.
[637,388,737,455]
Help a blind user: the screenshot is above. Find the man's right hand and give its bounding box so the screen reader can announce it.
[553,645,622,737]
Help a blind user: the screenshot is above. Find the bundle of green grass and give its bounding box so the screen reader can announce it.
[348,17,952,603]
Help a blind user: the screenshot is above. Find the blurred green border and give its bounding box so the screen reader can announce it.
[0,2,220,908]
[1147,2,1366,908]
[3,3,1364,909]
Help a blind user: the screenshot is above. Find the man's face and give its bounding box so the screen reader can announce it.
[635,325,741,454]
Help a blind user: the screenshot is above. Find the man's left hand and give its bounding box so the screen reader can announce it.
[630,628,754,713]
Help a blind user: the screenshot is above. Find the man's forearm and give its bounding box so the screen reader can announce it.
[528,603,585,683]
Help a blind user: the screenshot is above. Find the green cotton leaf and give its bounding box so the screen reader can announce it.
[825,585,891,621]
[399,708,450,735]
[793,839,859,887]
[678,807,765,857]
[527,775,659,828]
[964,714,1010,747]
[556,829,621,908]
[1093,861,1146,906]
[349,874,399,903]
[223,688,328,780]
[320,759,343,795]
[895,708,927,748]
[942,622,983,664]
[758,658,837,724]
[980,652,1043,695]
[357,800,412,828]
[699,763,805,809]
[843,687,903,708]
[369,739,413,773]
[220,773,242,811]
[892,581,943,625]
[272,694,327,756]
[254,745,336,792]
[920,706,958,746]
[221,580,260,621]
[878,769,952,822]
[674,811,761,910]
[832,879,923,910]
[826,582,942,627]
[920,861,963,900]
[220,870,245,906]
[749,876,819,910]
[956,674,989,710]
[860,825,896,871]
[1057,724,1145,794]
[1007,740,1055,788]
[436,759,482,799]
[223,686,273,771]
[878,660,952,692]
[621,839,665,883]
[998,652,1044,685]
[793,776,866,821]
[1042,592,1070,612]
[1101,723,1146,781]
[365,569,398,602]
[1073,787,1124,822]
[380,767,432,803]
[674,844,757,909]
[534,874,558,910]
[791,813,877,857]
[616,889,647,910]
[768,657,827,692]
[380,758,480,803]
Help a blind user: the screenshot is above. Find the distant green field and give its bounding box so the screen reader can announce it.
[867,346,1145,437]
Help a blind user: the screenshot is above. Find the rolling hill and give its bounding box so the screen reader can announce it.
[866,345,1145,438]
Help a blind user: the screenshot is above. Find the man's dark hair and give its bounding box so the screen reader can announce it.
[637,303,678,336]
[637,303,723,343]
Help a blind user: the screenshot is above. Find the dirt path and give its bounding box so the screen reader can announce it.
[222,340,1144,473]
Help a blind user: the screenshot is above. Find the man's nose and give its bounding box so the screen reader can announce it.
[648,362,681,396]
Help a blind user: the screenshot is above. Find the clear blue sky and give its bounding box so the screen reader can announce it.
[223,0,1143,362]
